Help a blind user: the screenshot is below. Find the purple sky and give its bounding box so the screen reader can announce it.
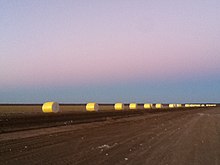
[0,0,220,103]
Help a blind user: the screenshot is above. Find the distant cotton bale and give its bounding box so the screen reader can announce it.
[169,104,176,108]
[177,104,182,108]
[114,103,124,110]
[185,104,190,107]
[155,104,163,109]
[144,103,152,109]
[86,103,99,112]
[129,103,137,110]
[42,102,60,113]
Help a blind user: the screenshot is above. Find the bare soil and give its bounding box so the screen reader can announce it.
[0,107,220,165]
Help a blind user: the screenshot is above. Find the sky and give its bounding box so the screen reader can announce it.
[0,0,220,103]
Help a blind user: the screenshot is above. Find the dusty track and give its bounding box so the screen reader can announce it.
[0,108,220,165]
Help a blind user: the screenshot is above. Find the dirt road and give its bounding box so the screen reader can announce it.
[0,108,220,165]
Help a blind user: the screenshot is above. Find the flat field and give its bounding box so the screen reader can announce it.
[0,106,219,165]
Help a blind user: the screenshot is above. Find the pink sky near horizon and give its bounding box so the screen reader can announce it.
[1,0,220,88]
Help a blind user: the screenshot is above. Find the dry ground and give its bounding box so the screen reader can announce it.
[0,107,220,165]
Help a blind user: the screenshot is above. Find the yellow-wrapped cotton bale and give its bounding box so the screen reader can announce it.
[177,104,182,108]
[144,103,152,109]
[86,103,99,112]
[155,104,163,109]
[114,103,124,110]
[42,102,60,113]
[185,104,190,107]
[129,103,137,110]
[169,104,176,108]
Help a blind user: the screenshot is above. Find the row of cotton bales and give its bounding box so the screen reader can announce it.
[41,102,217,113]
[42,102,118,113]
[168,104,182,108]
[184,104,201,107]
[185,104,206,108]
[206,104,217,107]
[41,102,149,113]
[144,103,183,109]
[184,104,215,108]
[41,102,183,113]
[42,102,100,113]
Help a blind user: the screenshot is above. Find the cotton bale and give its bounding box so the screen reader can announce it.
[42,102,60,113]
[129,103,137,110]
[155,104,163,109]
[177,104,182,108]
[114,103,124,110]
[86,103,99,112]
[144,103,152,109]
[169,104,176,108]
[185,104,190,107]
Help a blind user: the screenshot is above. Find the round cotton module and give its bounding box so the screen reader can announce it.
[114,103,124,110]
[129,103,137,110]
[155,104,163,109]
[144,104,152,109]
[86,103,99,112]
[185,104,190,107]
[177,104,182,107]
[169,104,176,108]
[42,102,60,113]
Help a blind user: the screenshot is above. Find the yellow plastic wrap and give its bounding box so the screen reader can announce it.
[144,104,152,109]
[129,103,137,110]
[114,103,124,110]
[42,102,60,113]
[86,103,99,112]
[155,104,163,109]
[169,104,176,108]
